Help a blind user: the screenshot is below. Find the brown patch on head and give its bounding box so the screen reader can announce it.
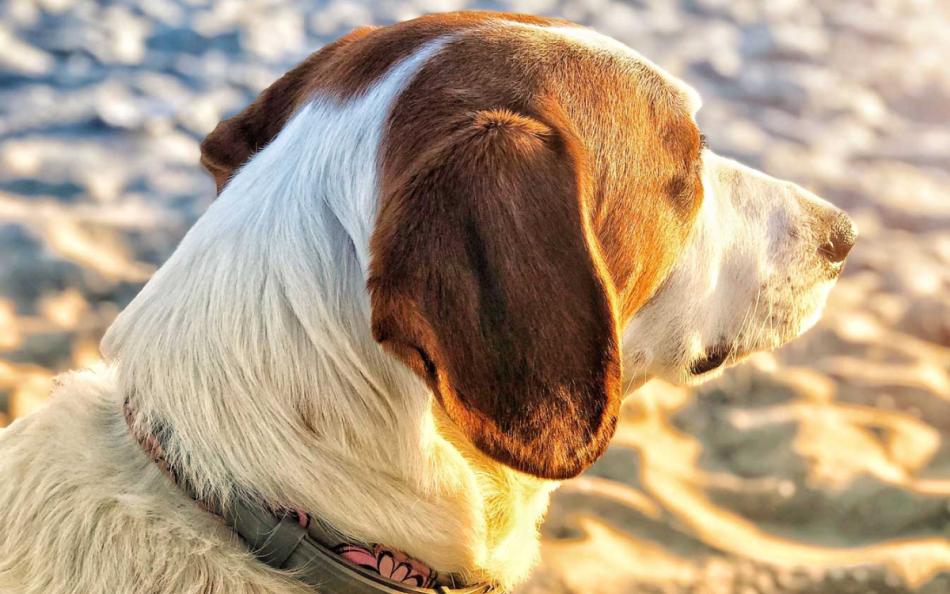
[199,13,574,193]
[200,12,704,478]
[549,46,704,319]
[370,21,703,478]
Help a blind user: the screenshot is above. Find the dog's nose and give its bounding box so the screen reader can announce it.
[819,210,857,263]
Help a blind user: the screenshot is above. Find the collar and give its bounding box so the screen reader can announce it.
[123,399,494,594]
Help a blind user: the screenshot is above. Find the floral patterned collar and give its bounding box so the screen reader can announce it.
[123,399,494,594]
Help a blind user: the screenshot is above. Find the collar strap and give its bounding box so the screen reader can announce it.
[224,497,492,594]
[123,399,494,594]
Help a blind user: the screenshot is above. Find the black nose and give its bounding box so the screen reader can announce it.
[819,211,857,263]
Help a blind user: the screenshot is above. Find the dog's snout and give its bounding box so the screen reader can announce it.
[818,210,857,263]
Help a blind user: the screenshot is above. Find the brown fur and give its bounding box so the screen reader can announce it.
[199,12,703,479]
[200,13,572,193]
[369,106,621,480]
[370,21,701,478]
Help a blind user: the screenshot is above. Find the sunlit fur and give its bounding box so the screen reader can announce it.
[1,39,552,593]
[0,22,845,594]
[0,368,317,594]
[622,152,843,386]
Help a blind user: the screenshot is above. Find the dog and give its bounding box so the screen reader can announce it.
[0,12,856,594]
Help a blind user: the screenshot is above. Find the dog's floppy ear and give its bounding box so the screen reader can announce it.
[369,108,621,480]
[199,79,298,193]
[199,27,376,193]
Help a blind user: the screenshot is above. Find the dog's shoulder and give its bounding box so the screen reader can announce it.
[0,367,313,594]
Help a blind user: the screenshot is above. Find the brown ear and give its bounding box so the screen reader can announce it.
[199,88,293,194]
[199,26,377,194]
[369,109,621,480]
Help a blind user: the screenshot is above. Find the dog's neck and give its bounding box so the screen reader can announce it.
[101,66,554,588]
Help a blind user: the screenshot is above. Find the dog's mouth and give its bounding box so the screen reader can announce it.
[689,344,732,375]
[819,258,847,281]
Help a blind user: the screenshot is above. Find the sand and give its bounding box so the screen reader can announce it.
[0,1,947,592]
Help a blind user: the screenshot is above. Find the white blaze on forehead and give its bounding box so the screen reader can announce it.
[215,37,450,274]
[539,24,703,116]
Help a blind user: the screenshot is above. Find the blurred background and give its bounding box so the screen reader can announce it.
[1,0,948,592]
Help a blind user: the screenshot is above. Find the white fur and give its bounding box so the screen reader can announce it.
[539,26,847,389]
[0,38,552,593]
[0,22,847,594]
[622,152,844,385]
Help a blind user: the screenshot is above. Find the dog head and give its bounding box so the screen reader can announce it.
[197,13,855,481]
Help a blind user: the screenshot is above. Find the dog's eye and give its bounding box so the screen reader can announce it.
[413,345,438,380]
[699,133,708,149]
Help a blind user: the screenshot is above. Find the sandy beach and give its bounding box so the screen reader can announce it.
[1,1,948,592]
